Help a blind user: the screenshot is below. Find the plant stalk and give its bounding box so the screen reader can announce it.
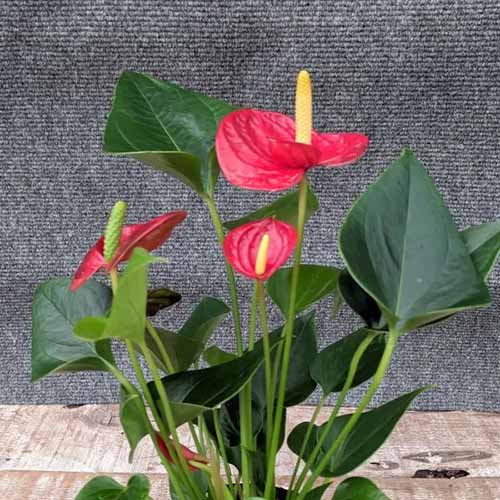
[264,174,309,498]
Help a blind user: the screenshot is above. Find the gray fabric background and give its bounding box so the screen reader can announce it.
[1,0,499,410]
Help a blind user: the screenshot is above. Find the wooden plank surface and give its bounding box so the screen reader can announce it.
[1,405,499,499]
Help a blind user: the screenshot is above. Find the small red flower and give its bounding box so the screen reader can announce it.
[70,211,187,291]
[156,433,207,471]
[215,109,368,191]
[223,218,298,280]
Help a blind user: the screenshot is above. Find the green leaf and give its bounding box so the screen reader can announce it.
[120,387,149,463]
[75,474,151,500]
[304,483,331,499]
[267,264,340,316]
[170,470,209,500]
[338,270,386,330]
[75,248,162,343]
[146,287,181,317]
[104,71,235,195]
[223,185,319,230]
[462,220,500,280]
[288,386,430,477]
[332,477,389,500]
[310,329,386,394]
[148,336,281,428]
[203,345,237,366]
[340,220,500,331]
[31,278,114,382]
[339,149,491,333]
[179,296,230,348]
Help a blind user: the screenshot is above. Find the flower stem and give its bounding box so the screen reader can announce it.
[205,196,243,355]
[256,280,274,454]
[296,330,398,499]
[264,174,309,499]
[291,330,380,497]
[212,409,236,495]
[146,319,176,373]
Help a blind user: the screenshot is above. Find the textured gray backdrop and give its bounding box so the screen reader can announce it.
[1,0,499,410]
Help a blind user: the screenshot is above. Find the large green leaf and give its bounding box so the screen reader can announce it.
[104,71,235,195]
[267,264,340,316]
[203,345,237,366]
[75,474,151,500]
[120,387,149,463]
[288,387,429,477]
[223,185,319,230]
[340,220,500,331]
[310,329,386,395]
[339,149,490,333]
[462,220,500,280]
[148,337,281,428]
[332,477,389,500]
[74,249,161,342]
[31,278,114,382]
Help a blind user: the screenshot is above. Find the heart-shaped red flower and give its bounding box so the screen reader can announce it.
[156,433,207,471]
[215,109,368,191]
[223,218,298,280]
[70,211,187,291]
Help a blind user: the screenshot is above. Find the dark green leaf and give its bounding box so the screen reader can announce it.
[333,477,389,500]
[338,270,386,330]
[170,470,209,500]
[203,345,237,366]
[304,483,331,499]
[310,329,386,394]
[339,149,490,333]
[104,71,235,195]
[252,312,318,407]
[75,249,161,342]
[120,386,149,463]
[31,278,114,382]
[179,297,230,347]
[461,220,500,280]
[75,474,151,500]
[267,264,340,316]
[148,336,281,428]
[143,327,203,373]
[223,185,319,230]
[146,287,181,317]
[288,387,430,477]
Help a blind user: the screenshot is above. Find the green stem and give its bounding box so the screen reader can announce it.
[285,393,327,500]
[205,196,243,355]
[297,330,398,499]
[146,319,176,373]
[212,409,236,496]
[292,331,380,497]
[256,280,274,454]
[264,175,309,498]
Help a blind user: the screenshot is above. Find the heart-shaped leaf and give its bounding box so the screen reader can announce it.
[223,185,319,230]
[340,219,500,331]
[288,386,430,477]
[339,149,490,333]
[267,264,340,316]
[311,329,386,394]
[31,278,114,382]
[148,336,281,428]
[75,474,151,500]
[203,346,237,366]
[74,249,162,342]
[332,477,389,500]
[462,220,500,280]
[104,71,235,195]
[146,287,181,317]
[120,386,149,463]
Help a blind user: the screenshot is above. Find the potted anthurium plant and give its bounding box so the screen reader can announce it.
[32,69,500,500]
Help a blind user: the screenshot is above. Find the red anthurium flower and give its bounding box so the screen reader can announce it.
[156,433,208,471]
[223,218,298,280]
[216,70,368,191]
[216,109,368,191]
[70,211,187,291]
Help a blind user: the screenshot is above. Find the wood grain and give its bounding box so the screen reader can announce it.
[1,405,499,499]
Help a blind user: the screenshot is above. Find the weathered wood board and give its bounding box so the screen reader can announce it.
[1,405,499,499]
